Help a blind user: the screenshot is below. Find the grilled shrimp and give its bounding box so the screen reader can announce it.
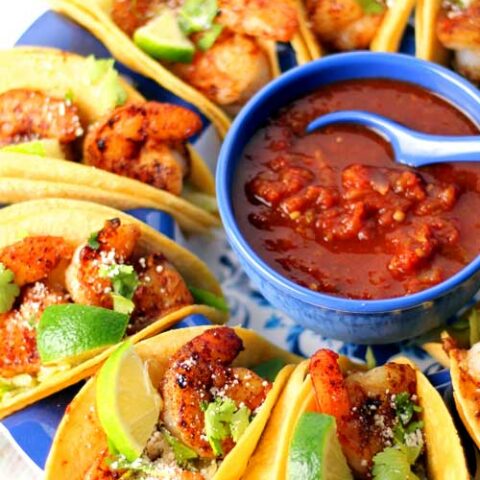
[309,349,417,478]
[83,103,201,195]
[0,282,69,378]
[0,236,74,287]
[111,0,163,37]
[217,0,299,41]
[437,1,480,82]
[172,32,271,112]
[129,253,193,332]
[305,0,385,51]
[161,327,272,458]
[65,218,140,308]
[0,89,83,147]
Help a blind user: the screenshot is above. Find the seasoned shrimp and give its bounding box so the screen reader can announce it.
[172,32,271,112]
[83,103,201,195]
[130,253,193,332]
[0,282,69,378]
[437,2,480,82]
[0,89,83,147]
[111,0,163,37]
[309,349,417,478]
[161,327,271,458]
[65,218,140,308]
[305,0,385,51]
[217,0,299,41]
[0,236,74,287]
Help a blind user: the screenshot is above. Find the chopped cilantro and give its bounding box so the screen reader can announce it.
[99,263,139,314]
[357,0,385,14]
[469,307,480,346]
[252,358,285,382]
[394,392,418,426]
[372,444,421,480]
[64,89,75,103]
[162,428,198,466]
[365,346,376,369]
[108,455,158,475]
[99,264,139,300]
[0,263,20,314]
[203,398,251,456]
[188,286,229,312]
[230,406,250,443]
[87,231,100,250]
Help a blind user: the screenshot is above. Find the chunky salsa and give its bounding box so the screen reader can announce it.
[233,79,480,299]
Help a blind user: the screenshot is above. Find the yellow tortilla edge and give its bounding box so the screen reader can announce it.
[245,355,468,479]
[371,0,416,52]
[0,152,218,233]
[49,0,232,137]
[415,0,450,63]
[450,349,480,451]
[44,325,301,480]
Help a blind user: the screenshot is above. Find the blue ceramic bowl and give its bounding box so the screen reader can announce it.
[217,52,480,344]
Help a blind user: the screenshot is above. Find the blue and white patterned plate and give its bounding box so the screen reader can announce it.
[1,10,458,472]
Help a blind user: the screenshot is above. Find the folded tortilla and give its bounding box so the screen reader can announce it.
[0,47,219,233]
[0,199,227,419]
[244,356,469,479]
[45,325,301,480]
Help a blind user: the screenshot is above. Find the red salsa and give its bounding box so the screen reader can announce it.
[233,79,480,299]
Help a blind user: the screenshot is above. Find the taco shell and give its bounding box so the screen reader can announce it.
[245,356,468,479]
[0,47,219,233]
[45,325,301,480]
[0,199,227,419]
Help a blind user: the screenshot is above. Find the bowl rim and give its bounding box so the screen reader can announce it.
[217,51,480,314]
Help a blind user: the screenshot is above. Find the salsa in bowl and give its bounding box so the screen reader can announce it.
[217,53,480,343]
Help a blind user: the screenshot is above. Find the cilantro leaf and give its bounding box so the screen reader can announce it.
[394,392,416,425]
[0,263,20,314]
[365,346,376,369]
[162,428,198,466]
[357,0,385,14]
[372,445,420,480]
[203,397,251,456]
[87,231,100,250]
[99,264,139,300]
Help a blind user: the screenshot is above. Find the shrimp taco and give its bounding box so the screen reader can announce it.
[45,325,300,479]
[416,0,480,83]
[297,0,416,58]
[0,47,219,233]
[245,349,469,479]
[49,0,308,124]
[0,198,227,419]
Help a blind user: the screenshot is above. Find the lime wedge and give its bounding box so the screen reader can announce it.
[96,341,162,461]
[134,10,195,63]
[287,412,353,480]
[1,139,65,159]
[37,304,129,364]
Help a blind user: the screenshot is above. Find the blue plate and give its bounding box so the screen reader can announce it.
[2,9,460,473]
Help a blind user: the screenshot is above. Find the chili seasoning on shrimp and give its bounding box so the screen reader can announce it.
[233,79,480,300]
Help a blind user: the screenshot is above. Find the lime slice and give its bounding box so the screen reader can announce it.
[287,412,353,480]
[96,341,162,461]
[37,304,129,364]
[1,139,65,159]
[134,10,195,63]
